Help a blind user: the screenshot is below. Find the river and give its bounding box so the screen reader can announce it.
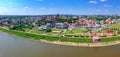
[0,32,120,57]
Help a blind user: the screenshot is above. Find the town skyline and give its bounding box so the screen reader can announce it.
[0,0,120,15]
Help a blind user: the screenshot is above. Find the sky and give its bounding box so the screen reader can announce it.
[0,0,120,15]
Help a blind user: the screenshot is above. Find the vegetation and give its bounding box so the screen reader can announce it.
[108,24,120,29]
[46,28,52,32]
[66,29,89,34]
[104,24,120,35]
[1,27,120,43]
[0,27,92,43]
[9,21,34,32]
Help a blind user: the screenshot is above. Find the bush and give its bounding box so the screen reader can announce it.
[46,28,52,32]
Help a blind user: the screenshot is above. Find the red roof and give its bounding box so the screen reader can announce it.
[90,33,112,37]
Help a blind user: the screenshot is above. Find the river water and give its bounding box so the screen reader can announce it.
[0,32,120,57]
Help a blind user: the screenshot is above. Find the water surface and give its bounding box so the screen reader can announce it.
[0,32,120,57]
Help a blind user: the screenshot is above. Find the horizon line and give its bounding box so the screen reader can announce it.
[0,14,120,16]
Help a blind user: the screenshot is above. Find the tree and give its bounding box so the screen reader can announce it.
[46,28,52,33]
[67,19,73,23]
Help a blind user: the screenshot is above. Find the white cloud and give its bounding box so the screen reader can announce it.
[100,0,107,2]
[97,9,102,12]
[39,7,53,11]
[104,4,112,7]
[0,9,8,13]
[40,7,46,10]
[24,6,31,10]
[0,8,13,15]
[37,0,44,2]
[89,0,97,4]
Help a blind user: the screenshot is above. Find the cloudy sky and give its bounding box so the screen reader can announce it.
[0,0,119,15]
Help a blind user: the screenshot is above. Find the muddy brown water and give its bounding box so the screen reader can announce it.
[0,32,120,57]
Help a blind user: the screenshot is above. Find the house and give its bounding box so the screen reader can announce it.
[55,23,68,29]
[105,18,112,25]
[32,22,39,26]
[38,25,47,30]
[1,20,11,26]
[46,23,55,28]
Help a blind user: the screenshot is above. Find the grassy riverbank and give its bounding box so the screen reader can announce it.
[0,27,92,43]
[1,27,120,46]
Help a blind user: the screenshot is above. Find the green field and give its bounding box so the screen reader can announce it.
[1,27,120,43]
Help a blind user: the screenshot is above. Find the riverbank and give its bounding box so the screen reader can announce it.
[1,27,120,47]
[40,39,120,47]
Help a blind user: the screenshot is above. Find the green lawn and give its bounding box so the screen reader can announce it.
[30,27,46,34]
[108,24,120,29]
[1,27,120,43]
[66,29,89,34]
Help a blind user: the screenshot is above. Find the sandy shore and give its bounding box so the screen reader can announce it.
[39,39,120,47]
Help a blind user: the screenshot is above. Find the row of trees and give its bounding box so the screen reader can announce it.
[9,21,34,32]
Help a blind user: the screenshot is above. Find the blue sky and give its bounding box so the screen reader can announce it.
[0,0,119,15]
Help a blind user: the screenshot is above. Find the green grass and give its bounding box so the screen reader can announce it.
[0,27,120,43]
[0,27,92,43]
[23,28,30,32]
[30,27,46,34]
[101,36,120,42]
[108,24,120,29]
[66,29,89,34]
